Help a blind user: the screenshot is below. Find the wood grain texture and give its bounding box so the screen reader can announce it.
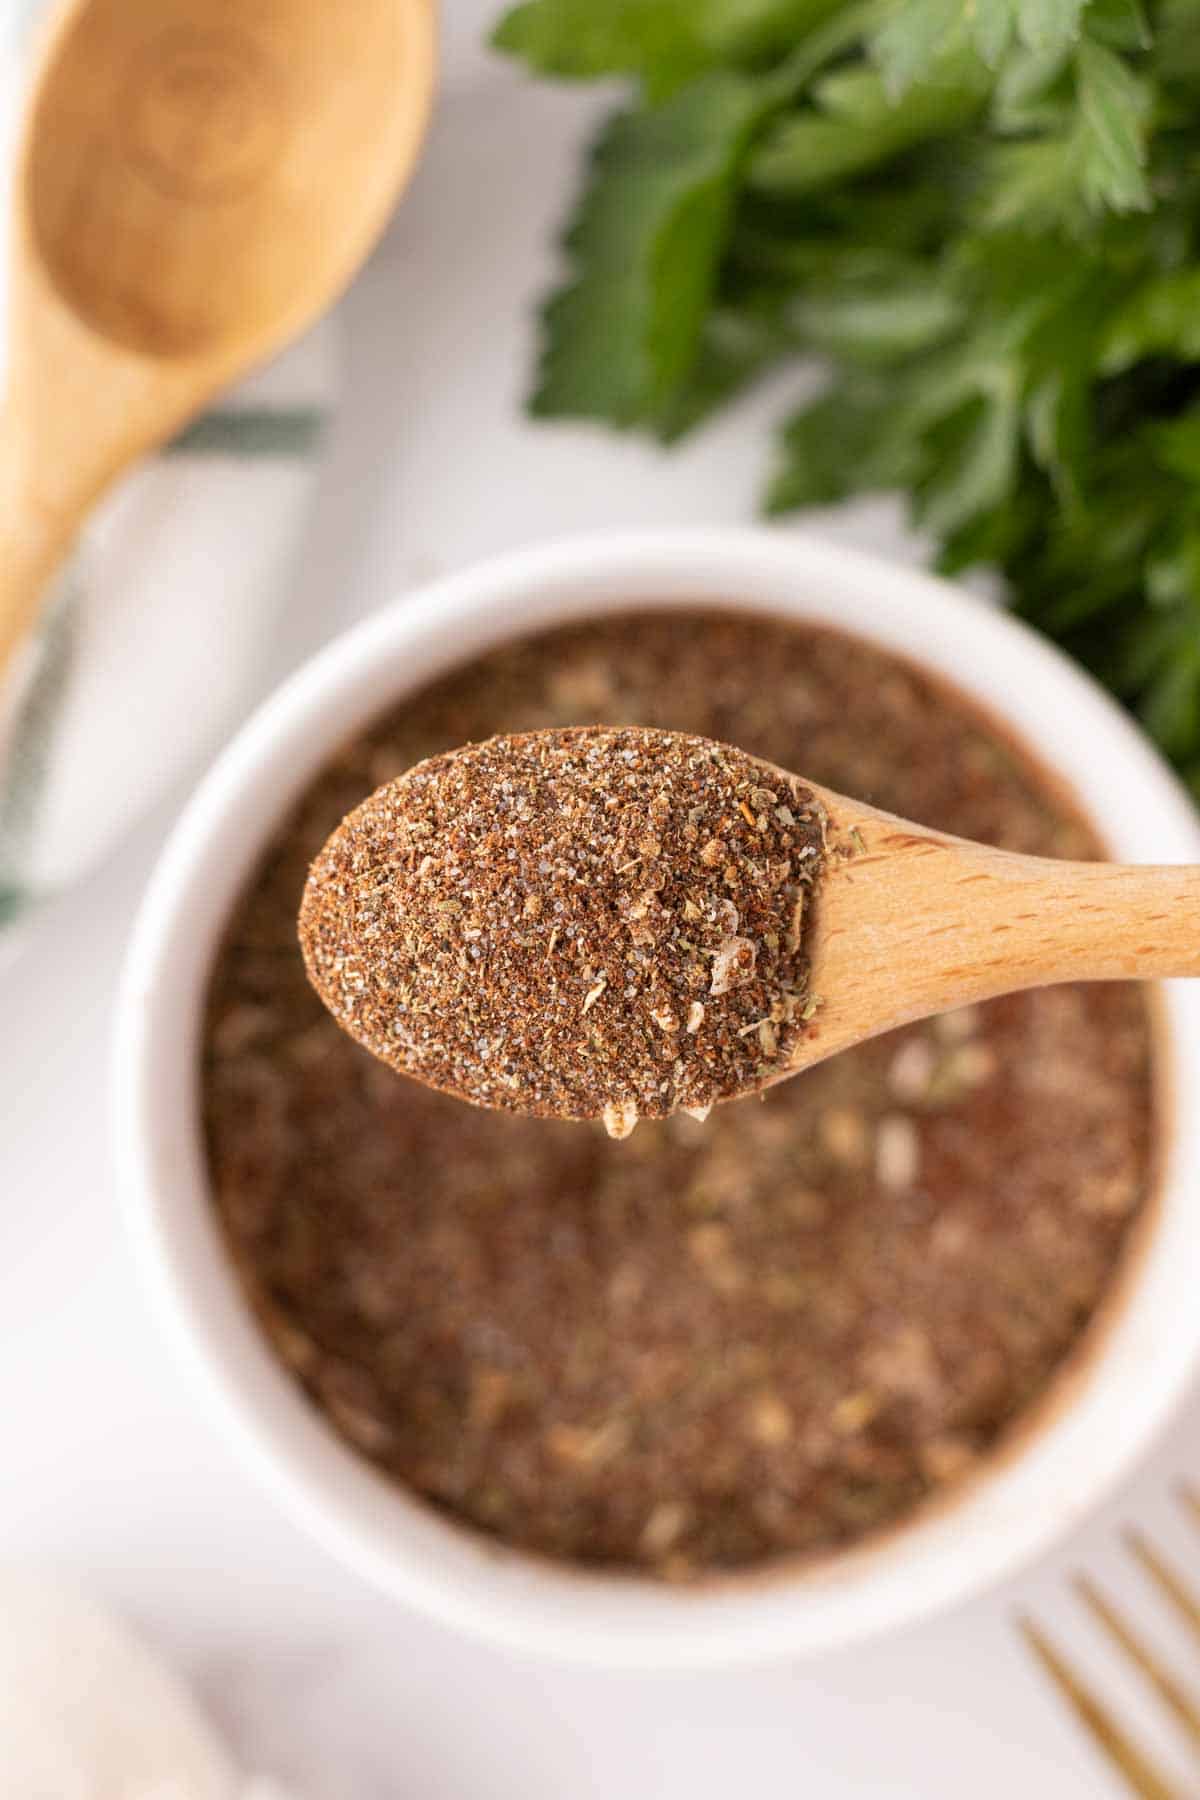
[775,778,1200,1082]
[0,0,436,676]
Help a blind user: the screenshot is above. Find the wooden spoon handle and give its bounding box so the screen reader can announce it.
[803,812,1200,1074]
[917,852,1200,987]
[0,417,78,680]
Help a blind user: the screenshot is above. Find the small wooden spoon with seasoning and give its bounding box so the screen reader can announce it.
[301,725,1200,1136]
[0,0,435,678]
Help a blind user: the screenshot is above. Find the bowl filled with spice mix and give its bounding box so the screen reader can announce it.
[115,529,1200,1665]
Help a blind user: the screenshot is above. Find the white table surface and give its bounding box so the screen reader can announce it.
[4,33,1200,1799]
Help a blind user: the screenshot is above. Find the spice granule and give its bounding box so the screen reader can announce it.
[300,727,824,1127]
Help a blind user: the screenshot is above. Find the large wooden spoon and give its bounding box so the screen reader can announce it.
[0,0,435,676]
[300,726,1200,1133]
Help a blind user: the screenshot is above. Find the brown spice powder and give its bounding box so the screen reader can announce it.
[300,728,825,1127]
[203,611,1156,1580]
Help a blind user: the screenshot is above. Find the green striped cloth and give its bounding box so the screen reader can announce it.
[0,5,337,951]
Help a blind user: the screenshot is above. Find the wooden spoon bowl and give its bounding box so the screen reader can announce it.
[0,0,435,672]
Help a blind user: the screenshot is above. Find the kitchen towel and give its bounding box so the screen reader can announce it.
[0,2,338,957]
[0,1575,297,1799]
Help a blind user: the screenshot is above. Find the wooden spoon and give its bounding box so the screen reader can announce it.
[300,726,1200,1131]
[0,0,435,676]
[771,769,1199,1080]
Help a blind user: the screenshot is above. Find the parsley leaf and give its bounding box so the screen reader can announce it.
[749,51,990,193]
[766,373,926,511]
[530,75,775,428]
[978,35,1152,228]
[869,0,967,95]
[656,296,795,439]
[493,0,845,101]
[782,261,965,361]
[1075,36,1152,211]
[870,0,1088,94]
[1102,272,1200,371]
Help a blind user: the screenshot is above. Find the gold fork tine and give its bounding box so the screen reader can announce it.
[1074,1573,1200,1750]
[1126,1528,1200,1648]
[1177,1482,1200,1533]
[1019,1615,1180,1800]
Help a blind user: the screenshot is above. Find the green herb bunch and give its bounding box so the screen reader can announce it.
[494,0,1200,791]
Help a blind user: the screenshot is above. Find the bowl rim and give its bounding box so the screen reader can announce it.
[113,526,1200,1666]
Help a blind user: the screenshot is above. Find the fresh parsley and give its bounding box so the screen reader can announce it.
[495,0,1200,791]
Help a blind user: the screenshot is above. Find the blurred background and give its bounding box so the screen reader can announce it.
[4,1,1200,1794]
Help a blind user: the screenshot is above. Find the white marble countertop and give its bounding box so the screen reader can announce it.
[4,22,1200,1797]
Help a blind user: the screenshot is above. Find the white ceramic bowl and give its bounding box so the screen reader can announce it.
[115,529,1200,1667]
